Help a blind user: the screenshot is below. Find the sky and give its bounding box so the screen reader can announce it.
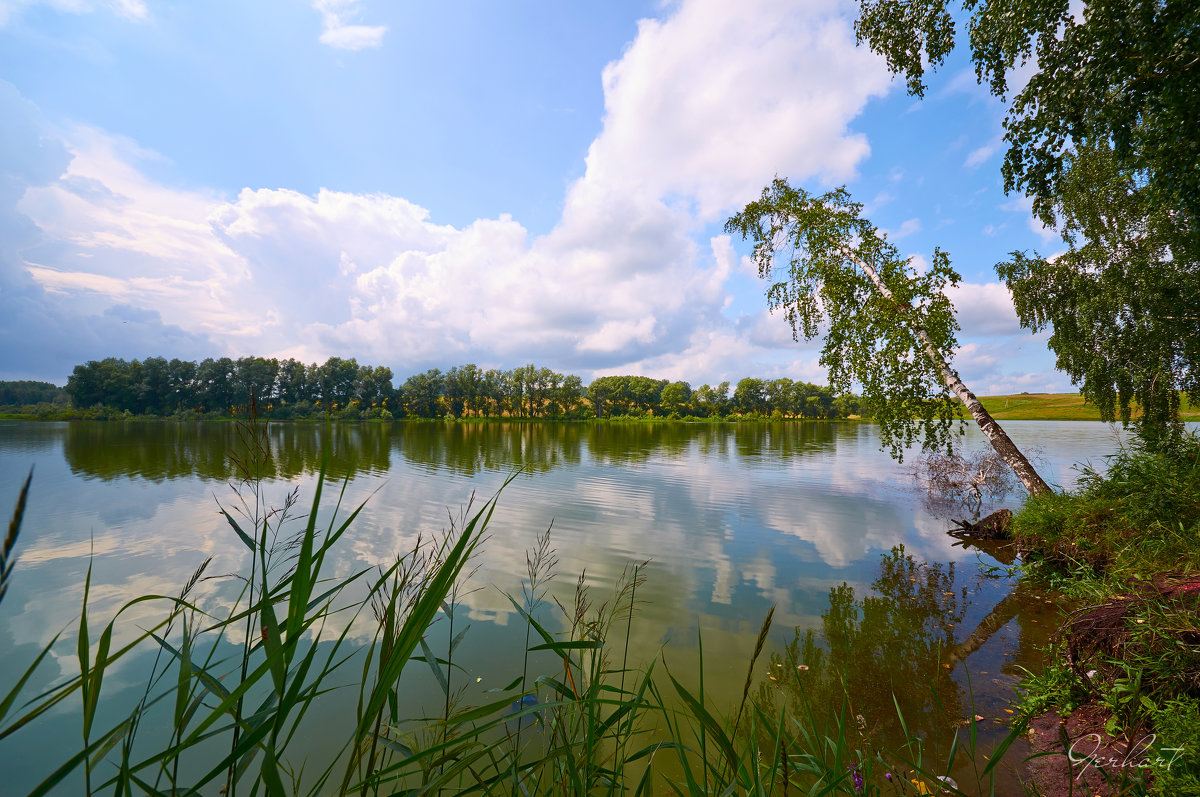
[0,0,1073,392]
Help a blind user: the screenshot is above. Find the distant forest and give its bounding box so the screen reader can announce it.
[0,380,68,407]
[1,356,863,420]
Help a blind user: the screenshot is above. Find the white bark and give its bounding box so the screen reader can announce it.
[843,246,1053,496]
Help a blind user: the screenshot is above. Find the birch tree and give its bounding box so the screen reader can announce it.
[726,179,1051,495]
[853,0,1199,438]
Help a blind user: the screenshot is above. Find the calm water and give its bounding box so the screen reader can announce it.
[0,419,1126,793]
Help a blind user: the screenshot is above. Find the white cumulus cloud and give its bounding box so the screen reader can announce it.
[584,0,889,221]
[313,0,386,50]
[5,0,901,383]
[945,281,1023,338]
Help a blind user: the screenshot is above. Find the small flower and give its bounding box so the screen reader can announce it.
[797,664,809,671]
[847,764,864,793]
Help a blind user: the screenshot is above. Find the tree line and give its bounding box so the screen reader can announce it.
[0,381,68,407]
[46,357,862,420]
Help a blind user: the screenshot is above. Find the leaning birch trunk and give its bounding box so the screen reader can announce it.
[843,246,1053,496]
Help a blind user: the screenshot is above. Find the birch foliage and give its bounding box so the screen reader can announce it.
[725,180,964,461]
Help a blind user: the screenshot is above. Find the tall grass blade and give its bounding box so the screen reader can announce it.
[0,466,32,607]
[259,745,288,796]
[28,719,130,797]
[341,480,506,791]
[980,712,1031,777]
[665,669,738,772]
[220,507,257,552]
[419,635,451,696]
[732,605,774,737]
[77,558,92,740]
[0,630,61,726]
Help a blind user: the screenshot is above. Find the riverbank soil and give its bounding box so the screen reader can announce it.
[1027,705,1148,796]
[1024,577,1200,795]
[1010,433,1200,795]
[1021,578,1200,795]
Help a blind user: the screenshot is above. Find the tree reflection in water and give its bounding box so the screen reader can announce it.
[757,547,969,747]
[61,419,846,483]
[751,544,1051,795]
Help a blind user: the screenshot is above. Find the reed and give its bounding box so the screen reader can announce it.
[0,456,1026,796]
[0,466,31,607]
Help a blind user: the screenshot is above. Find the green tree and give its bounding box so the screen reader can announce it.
[197,357,236,413]
[833,393,862,419]
[234,356,279,409]
[660,380,692,415]
[166,358,197,412]
[138,356,171,415]
[66,358,142,411]
[402,369,444,418]
[528,366,556,418]
[0,381,66,407]
[693,382,731,418]
[65,361,106,408]
[587,376,616,418]
[854,0,1200,434]
[443,365,473,417]
[356,365,395,409]
[733,377,767,415]
[482,368,504,417]
[505,366,533,418]
[627,376,666,415]
[726,179,1050,494]
[556,374,585,417]
[997,143,1200,435]
[316,357,359,411]
[276,359,310,406]
[764,377,794,416]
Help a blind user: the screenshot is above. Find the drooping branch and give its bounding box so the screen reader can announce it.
[725,180,1052,497]
[842,245,1051,496]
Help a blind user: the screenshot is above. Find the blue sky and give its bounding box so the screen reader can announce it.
[0,0,1070,392]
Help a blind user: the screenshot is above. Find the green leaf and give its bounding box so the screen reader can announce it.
[665,669,738,771]
[528,639,602,653]
[0,467,33,607]
[485,675,524,693]
[0,629,62,726]
[419,635,450,697]
[259,745,288,797]
[220,507,257,552]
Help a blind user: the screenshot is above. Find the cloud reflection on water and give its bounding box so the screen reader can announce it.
[1,420,1125,648]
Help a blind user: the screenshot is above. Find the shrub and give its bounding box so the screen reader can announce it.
[1014,431,1200,576]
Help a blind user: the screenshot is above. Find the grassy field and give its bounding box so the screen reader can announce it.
[976,392,1200,422]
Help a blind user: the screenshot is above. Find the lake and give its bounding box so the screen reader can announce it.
[0,419,1127,793]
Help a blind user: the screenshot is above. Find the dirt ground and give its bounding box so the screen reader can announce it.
[1025,701,1160,795]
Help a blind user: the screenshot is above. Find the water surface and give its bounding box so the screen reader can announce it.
[0,419,1125,793]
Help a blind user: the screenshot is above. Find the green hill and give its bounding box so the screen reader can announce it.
[975,393,1200,422]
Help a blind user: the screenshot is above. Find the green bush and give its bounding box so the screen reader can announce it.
[1014,432,1200,576]
[1150,697,1200,793]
